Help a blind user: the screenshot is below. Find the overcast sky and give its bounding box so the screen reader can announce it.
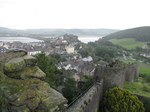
[0,0,150,30]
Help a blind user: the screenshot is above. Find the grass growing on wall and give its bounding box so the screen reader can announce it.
[109,38,148,49]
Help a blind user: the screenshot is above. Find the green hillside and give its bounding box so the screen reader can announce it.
[121,59,150,75]
[104,26,150,42]
[110,38,148,49]
[140,64,150,75]
[124,80,150,97]
[122,59,150,97]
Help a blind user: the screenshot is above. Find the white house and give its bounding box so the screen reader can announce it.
[28,51,41,55]
[82,56,93,62]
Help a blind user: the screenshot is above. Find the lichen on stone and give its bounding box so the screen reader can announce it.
[0,51,68,112]
[23,55,37,66]
[4,57,26,73]
[6,66,46,79]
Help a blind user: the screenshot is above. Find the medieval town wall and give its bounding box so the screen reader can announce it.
[65,80,103,112]
[66,60,140,112]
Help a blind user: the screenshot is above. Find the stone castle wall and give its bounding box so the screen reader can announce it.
[94,60,139,92]
[66,60,140,112]
[63,34,78,42]
[65,80,103,112]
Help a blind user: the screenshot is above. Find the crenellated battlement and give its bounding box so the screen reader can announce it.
[94,59,140,92]
[66,59,140,112]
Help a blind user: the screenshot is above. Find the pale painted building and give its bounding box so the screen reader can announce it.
[65,45,74,54]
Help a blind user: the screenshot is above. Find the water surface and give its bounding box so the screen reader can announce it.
[78,37,102,43]
[0,37,43,43]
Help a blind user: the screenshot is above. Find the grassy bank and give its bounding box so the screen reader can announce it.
[110,38,148,49]
[140,64,150,75]
[121,59,150,75]
[124,79,150,97]
[121,59,150,97]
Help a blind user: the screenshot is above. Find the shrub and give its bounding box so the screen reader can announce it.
[144,75,150,83]
[100,87,145,112]
[142,86,150,92]
[141,97,150,112]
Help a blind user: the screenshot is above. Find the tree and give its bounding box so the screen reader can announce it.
[95,46,116,58]
[143,75,150,83]
[62,78,78,103]
[78,74,94,92]
[100,87,145,112]
[50,53,61,61]
[103,54,112,62]
[50,53,66,62]
[78,49,90,58]
[35,51,62,89]
[35,51,49,73]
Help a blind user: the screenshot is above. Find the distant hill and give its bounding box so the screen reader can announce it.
[0,27,24,37]
[103,26,150,42]
[0,27,15,34]
[0,27,119,37]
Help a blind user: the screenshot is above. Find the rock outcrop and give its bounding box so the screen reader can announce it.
[0,50,67,112]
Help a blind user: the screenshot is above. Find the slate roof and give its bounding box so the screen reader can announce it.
[58,60,95,72]
[78,62,95,72]
[98,60,108,66]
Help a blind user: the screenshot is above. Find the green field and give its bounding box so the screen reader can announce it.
[121,59,138,63]
[124,79,150,97]
[121,59,150,97]
[110,38,148,49]
[139,64,150,75]
[121,59,150,75]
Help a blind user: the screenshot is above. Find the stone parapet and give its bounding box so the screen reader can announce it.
[94,60,140,92]
[66,80,103,112]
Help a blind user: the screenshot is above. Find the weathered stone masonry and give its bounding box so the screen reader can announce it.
[0,50,67,112]
[65,80,103,112]
[65,60,140,112]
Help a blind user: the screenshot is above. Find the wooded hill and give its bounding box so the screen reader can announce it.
[103,26,150,42]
